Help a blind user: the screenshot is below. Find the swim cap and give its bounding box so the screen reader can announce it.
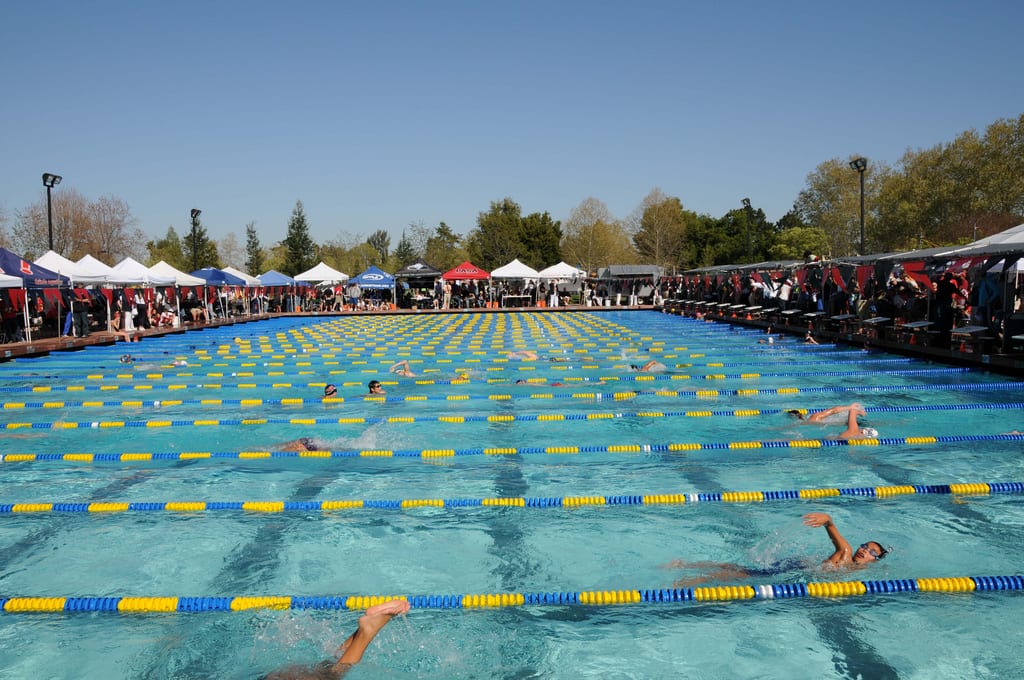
[861,427,879,438]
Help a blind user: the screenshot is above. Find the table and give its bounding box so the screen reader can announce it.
[502,295,532,308]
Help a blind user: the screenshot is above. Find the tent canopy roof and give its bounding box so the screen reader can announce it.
[537,261,587,279]
[189,267,248,286]
[348,265,395,289]
[149,261,206,286]
[442,261,490,280]
[394,259,443,278]
[111,257,176,285]
[295,262,349,283]
[35,250,108,285]
[221,266,262,286]
[0,247,71,288]
[490,258,540,278]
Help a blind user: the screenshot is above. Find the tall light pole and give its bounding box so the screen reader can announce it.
[849,158,867,255]
[741,197,752,262]
[190,208,202,271]
[42,173,62,252]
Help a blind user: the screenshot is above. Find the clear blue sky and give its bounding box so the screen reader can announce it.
[3,0,1022,251]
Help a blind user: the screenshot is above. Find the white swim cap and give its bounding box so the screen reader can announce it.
[861,427,879,438]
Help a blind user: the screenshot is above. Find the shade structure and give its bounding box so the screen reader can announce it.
[258,270,301,286]
[111,257,176,285]
[189,267,249,286]
[76,255,119,282]
[222,266,262,286]
[348,265,395,289]
[537,261,587,279]
[442,261,490,280]
[490,258,540,279]
[0,272,23,288]
[148,261,206,286]
[394,259,442,278]
[0,247,70,288]
[35,251,109,285]
[295,262,349,283]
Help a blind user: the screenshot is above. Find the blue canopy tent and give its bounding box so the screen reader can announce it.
[348,265,396,309]
[258,270,309,312]
[0,247,71,341]
[189,267,250,318]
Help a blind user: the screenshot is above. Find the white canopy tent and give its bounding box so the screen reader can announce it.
[35,250,109,285]
[76,254,118,282]
[0,272,22,288]
[148,261,206,286]
[537,262,587,279]
[110,257,176,285]
[295,262,349,283]
[222,266,261,286]
[490,258,540,278]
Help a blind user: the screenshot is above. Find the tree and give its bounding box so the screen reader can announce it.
[281,200,316,276]
[13,189,144,262]
[520,211,562,270]
[769,226,830,261]
[245,222,264,275]
[425,222,466,271]
[392,231,417,269]
[218,232,243,269]
[181,213,219,270]
[466,198,525,271]
[794,159,871,258]
[146,227,187,270]
[366,229,390,263]
[629,189,693,270]
[561,197,636,274]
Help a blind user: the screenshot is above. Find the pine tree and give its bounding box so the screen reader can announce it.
[245,222,264,275]
[282,201,316,276]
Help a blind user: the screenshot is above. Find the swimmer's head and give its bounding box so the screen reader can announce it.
[367,380,383,394]
[324,384,337,397]
[785,409,805,421]
[515,379,527,384]
[860,427,879,438]
[630,364,640,371]
[853,541,888,564]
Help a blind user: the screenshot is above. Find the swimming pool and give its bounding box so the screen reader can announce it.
[1,310,1022,679]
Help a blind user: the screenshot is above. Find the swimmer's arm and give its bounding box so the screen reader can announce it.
[803,512,852,566]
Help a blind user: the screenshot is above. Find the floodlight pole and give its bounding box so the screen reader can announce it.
[190,208,202,271]
[741,197,752,263]
[42,173,62,252]
[849,158,867,255]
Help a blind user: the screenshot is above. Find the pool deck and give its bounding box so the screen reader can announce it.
[4,304,1024,378]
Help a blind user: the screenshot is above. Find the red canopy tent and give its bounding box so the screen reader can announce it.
[442,261,490,280]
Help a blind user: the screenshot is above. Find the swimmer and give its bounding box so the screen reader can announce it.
[389,360,417,377]
[259,599,411,680]
[324,383,338,398]
[119,354,134,364]
[515,379,566,387]
[786,403,878,440]
[507,350,539,361]
[277,437,327,452]
[629,360,667,373]
[668,512,887,587]
[804,331,819,345]
[171,359,188,367]
[367,380,386,395]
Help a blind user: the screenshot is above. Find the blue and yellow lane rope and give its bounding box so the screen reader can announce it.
[2,401,1021,428]
[0,366,974,396]
[2,575,1021,614]
[1,378,1018,402]
[1,481,1019,515]
[3,433,1023,465]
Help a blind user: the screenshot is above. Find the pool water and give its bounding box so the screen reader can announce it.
[1,311,1022,679]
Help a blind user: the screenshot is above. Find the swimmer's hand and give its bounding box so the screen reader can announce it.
[803,512,832,528]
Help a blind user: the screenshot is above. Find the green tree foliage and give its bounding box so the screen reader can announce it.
[181,215,219,270]
[392,231,417,269]
[146,226,187,270]
[245,222,264,275]
[425,222,466,271]
[366,229,390,262]
[561,197,636,274]
[630,189,695,270]
[520,211,562,270]
[466,198,524,270]
[281,200,317,276]
[769,226,830,261]
[794,159,868,258]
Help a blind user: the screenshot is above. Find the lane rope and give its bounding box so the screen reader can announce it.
[2,480,1020,515]
[4,433,1023,466]
[2,575,1021,614]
